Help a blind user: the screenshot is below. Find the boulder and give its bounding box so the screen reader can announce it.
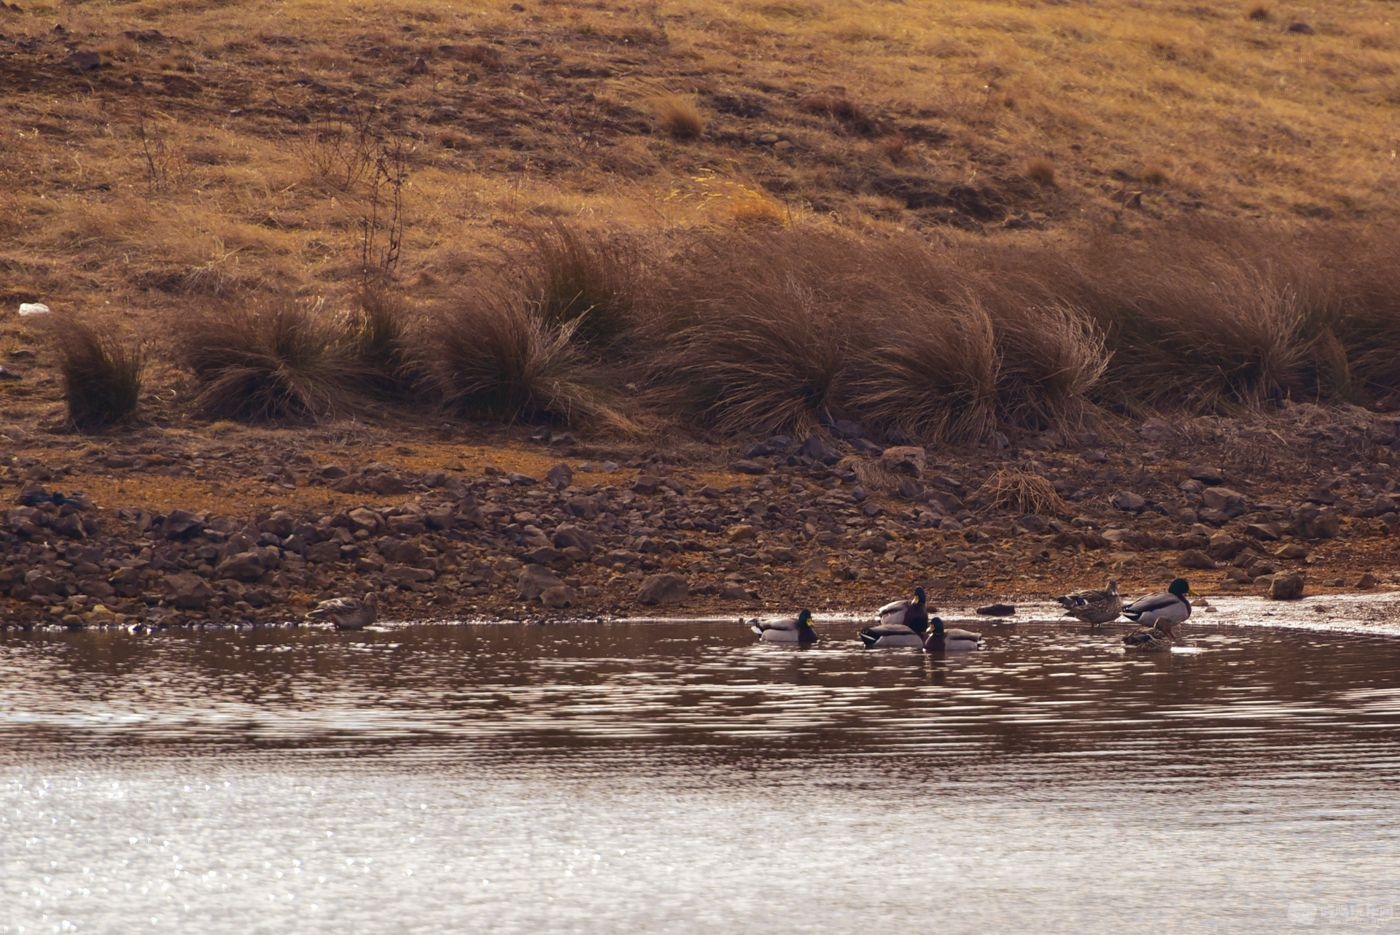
[1268,572,1305,601]
[638,573,688,606]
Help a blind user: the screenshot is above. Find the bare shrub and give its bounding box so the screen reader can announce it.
[177,298,355,423]
[48,318,144,431]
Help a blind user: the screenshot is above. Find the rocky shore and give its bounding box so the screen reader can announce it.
[2,402,1398,631]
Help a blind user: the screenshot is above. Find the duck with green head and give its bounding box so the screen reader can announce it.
[922,617,982,653]
[751,608,820,644]
[1122,578,1192,627]
[860,586,931,648]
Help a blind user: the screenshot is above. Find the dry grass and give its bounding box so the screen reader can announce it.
[47,318,145,431]
[652,93,706,140]
[177,299,357,423]
[425,290,635,430]
[975,469,1068,516]
[3,0,1400,443]
[517,223,644,351]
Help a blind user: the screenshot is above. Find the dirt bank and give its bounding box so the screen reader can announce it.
[3,401,1398,629]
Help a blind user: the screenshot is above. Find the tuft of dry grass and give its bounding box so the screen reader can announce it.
[425,290,634,430]
[845,294,1001,444]
[975,469,1068,516]
[1024,158,1057,188]
[517,223,644,351]
[652,93,706,140]
[48,318,145,432]
[341,286,420,399]
[177,299,356,423]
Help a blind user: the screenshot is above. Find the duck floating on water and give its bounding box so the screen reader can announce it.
[307,592,377,630]
[860,586,931,648]
[922,617,982,653]
[1055,579,1122,626]
[750,608,820,644]
[1122,578,1192,628]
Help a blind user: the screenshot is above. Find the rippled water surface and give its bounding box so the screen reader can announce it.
[4,598,1400,934]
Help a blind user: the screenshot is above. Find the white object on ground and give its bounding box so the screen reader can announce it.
[18,303,51,316]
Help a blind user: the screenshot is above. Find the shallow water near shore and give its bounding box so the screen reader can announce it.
[3,596,1400,934]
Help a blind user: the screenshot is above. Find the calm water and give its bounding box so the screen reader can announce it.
[3,597,1400,934]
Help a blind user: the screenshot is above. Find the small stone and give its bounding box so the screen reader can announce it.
[1355,573,1378,590]
[976,603,1015,616]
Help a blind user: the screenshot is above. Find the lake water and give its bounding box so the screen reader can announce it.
[3,596,1400,934]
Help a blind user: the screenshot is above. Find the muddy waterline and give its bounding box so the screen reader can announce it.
[3,595,1399,934]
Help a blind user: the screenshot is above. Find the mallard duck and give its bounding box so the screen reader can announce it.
[922,617,982,653]
[1055,579,1122,626]
[1122,620,1180,652]
[860,586,931,647]
[1122,578,1192,627]
[750,608,819,644]
[307,592,377,630]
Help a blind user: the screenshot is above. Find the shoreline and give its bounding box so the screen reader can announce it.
[4,402,1399,631]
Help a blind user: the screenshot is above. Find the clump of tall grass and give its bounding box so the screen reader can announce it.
[177,298,356,423]
[844,294,1001,444]
[517,223,644,351]
[425,290,634,430]
[48,318,145,431]
[652,93,705,140]
[643,231,886,436]
[341,286,420,399]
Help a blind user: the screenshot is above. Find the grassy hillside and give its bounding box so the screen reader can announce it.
[2,0,1398,440]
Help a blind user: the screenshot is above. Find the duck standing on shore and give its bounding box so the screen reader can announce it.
[307,593,377,630]
[1122,578,1192,628]
[1055,579,1122,626]
[750,608,820,644]
[860,586,931,647]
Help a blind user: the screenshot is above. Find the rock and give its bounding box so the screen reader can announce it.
[1201,487,1247,517]
[799,435,840,465]
[552,524,595,557]
[1293,507,1340,540]
[1178,549,1218,570]
[346,508,385,534]
[64,50,101,71]
[638,573,688,606]
[546,462,573,489]
[18,302,51,317]
[165,572,213,610]
[730,460,768,475]
[161,509,204,540]
[1206,532,1247,560]
[1188,465,1226,485]
[1268,572,1305,601]
[517,564,563,601]
[1276,543,1310,560]
[727,524,758,543]
[1112,491,1148,513]
[880,446,926,476]
[1356,573,1378,590]
[976,603,1015,616]
[214,550,267,582]
[1244,522,1281,541]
